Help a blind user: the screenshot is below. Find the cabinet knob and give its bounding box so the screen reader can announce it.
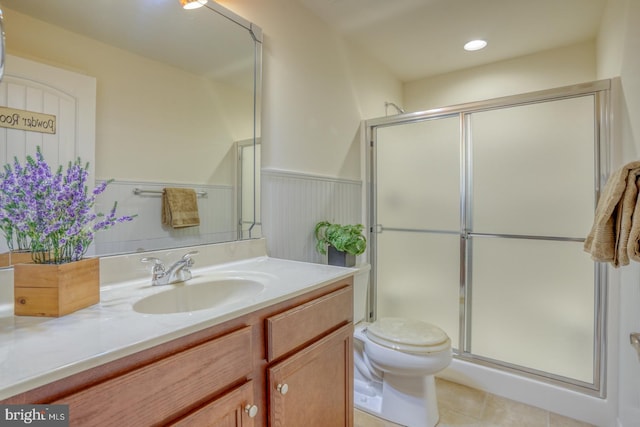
[244,404,259,418]
[276,383,289,395]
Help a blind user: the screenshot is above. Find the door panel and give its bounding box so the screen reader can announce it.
[268,324,353,427]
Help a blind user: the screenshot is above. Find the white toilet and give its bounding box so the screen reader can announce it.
[352,264,452,427]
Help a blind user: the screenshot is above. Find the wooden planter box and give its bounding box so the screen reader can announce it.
[13,257,100,317]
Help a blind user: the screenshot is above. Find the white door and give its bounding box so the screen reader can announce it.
[0,54,96,253]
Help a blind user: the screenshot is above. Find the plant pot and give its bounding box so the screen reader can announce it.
[328,246,356,267]
[0,251,33,267]
[13,257,100,317]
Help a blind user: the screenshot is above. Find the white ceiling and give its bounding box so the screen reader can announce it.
[4,0,608,84]
[297,0,608,82]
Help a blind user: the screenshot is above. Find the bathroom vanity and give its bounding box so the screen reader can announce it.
[0,240,355,426]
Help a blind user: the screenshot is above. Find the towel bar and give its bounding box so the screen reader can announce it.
[132,188,207,197]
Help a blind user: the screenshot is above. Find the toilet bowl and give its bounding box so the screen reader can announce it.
[352,264,452,427]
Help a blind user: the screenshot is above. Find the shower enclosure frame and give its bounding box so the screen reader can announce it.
[365,79,611,396]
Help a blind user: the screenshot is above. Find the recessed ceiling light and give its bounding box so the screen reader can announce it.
[180,0,208,10]
[464,40,487,51]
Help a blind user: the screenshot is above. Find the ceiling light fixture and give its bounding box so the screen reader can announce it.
[464,39,487,51]
[180,0,208,10]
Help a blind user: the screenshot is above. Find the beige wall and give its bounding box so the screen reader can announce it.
[4,8,252,186]
[219,0,402,181]
[404,41,597,111]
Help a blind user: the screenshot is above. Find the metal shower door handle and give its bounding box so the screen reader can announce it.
[631,333,640,360]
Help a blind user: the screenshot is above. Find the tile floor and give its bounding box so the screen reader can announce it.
[354,378,596,427]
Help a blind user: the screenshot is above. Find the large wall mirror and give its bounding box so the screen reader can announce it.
[0,0,262,265]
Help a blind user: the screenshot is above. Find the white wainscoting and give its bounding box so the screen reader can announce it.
[92,180,235,255]
[261,169,362,263]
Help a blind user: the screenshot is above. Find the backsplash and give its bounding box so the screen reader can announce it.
[100,238,268,286]
[262,169,363,263]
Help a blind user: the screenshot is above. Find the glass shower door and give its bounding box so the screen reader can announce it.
[370,84,606,392]
[467,96,597,383]
[374,116,461,346]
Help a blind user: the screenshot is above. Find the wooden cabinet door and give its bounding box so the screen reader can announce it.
[169,381,258,427]
[268,324,353,427]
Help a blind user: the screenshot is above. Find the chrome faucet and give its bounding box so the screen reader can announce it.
[141,251,199,286]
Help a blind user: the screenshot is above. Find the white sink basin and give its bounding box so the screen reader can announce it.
[133,278,265,314]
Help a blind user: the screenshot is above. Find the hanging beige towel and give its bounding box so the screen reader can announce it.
[584,161,640,266]
[617,168,640,265]
[628,177,640,262]
[162,188,200,228]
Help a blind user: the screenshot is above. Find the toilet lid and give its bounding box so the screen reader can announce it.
[366,317,451,354]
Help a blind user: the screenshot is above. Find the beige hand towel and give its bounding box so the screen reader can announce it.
[584,161,640,266]
[162,188,200,228]
[628,177,640,262]
[616,168,640,265]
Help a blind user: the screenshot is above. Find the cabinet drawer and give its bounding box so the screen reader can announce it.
[54,326,253,427]
[266,284,352,361]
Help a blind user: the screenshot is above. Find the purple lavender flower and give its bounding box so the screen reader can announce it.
[0,147,136,264]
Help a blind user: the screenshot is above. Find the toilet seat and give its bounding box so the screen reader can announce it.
[366,317,451,354]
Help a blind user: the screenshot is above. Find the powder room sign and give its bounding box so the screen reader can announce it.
[0,106,56,134]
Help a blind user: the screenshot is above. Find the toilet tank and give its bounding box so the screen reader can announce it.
[352,263,371,324]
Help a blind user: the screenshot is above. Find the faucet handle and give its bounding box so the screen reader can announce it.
[181,251,199,260]
[141,257,166,286]
[181,251,198,267]
[141,257,165,272]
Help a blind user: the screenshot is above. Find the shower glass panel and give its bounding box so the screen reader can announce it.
[376,118,460,231]
[470,238,595,383]
[470,97,595,238]
[377,232,460,346]
[375,117,460,345]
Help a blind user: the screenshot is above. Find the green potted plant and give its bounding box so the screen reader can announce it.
[314,221,366,267]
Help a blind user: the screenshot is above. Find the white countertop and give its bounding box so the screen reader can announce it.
[0,256,354,400]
